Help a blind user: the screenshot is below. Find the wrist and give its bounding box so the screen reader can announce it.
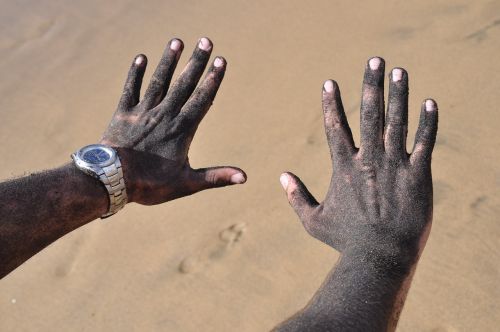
[72,144,130,216]
[114,147,138,203]
[341,222,431,277]
[342,242,417,279]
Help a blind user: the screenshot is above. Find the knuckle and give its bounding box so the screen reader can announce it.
[170,118,188,133]
[177,113,196,128]
[361,164,377,180]
[205,171,218,185]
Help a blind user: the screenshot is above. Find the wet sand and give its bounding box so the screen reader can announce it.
[0,0,499,331]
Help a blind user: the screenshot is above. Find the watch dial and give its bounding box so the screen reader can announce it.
[82,148,111,163]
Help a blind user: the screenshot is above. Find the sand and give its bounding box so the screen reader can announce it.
[0,0,499,331]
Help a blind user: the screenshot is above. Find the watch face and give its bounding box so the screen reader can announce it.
[82,148,111,164]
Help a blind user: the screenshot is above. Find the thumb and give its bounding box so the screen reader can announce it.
[191,166,247,191]
[280,172,319,222]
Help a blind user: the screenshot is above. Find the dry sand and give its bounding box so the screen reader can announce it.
[0,0,499,331]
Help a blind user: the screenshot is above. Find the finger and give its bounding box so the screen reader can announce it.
[359,57,385,162]
[385,68,409,160]
[191,166,246,191]
[322,80,356,163]
[159,37,213,115]
[177,57,226,130]
[280,172,319,225]
[410,99,439,165]
[118,54,147,110]
[141,38,183,109]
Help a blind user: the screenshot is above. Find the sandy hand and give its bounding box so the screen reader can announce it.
[101,38,246,205]
[280,57,438,267]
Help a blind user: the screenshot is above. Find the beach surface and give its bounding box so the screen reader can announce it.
[0,0,499,331]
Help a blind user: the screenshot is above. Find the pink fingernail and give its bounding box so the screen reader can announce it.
[280,174,289,190]
[425,99,437,112]
[392,68,403,82]
[230,173,246,184]
[170,39,181,51]
[369,57,381,70]
[198,37,212,51]
[214,57,224,68]
[324,80,334,92]
[135,56,144,65]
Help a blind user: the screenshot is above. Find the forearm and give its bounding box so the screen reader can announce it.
[0,163,108,278]
[275,247,416,332]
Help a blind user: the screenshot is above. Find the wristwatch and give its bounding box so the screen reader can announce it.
[71,144,128,219]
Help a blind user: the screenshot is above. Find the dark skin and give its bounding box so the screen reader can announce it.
[0,38,246,278]
[274,57,438,331]
[0,40,437,330]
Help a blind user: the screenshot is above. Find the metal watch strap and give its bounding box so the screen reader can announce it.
[98,158,128,218]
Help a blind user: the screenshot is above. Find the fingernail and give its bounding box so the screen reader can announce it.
[170,39,181,51]
[230,173,246,184]
[214,57,224,68]
[280,173,289,190]
[392,68,403,82]
[198,37,212,51]
[425,99,437,112]
[135,56,144,65]
[369,57,381,70]
[323,80,334,92]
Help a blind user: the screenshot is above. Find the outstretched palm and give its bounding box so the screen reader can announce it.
[281,57,438,264]
[101,38,246,205]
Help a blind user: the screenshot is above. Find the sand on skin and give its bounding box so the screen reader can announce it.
[0,0,499,331]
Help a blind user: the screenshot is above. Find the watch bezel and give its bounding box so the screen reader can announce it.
[74,144,117,167]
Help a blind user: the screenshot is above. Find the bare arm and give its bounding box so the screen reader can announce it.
[0,164,108,278]
[0,38,246,279]
[275,57,438,331]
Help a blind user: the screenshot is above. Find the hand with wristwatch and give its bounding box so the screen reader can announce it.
[0,38,246,278]
[73,37,246,218]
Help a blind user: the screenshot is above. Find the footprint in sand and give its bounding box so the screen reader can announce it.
[178,256,198,274]
[219,222,247,246]
[178,222,247,274]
